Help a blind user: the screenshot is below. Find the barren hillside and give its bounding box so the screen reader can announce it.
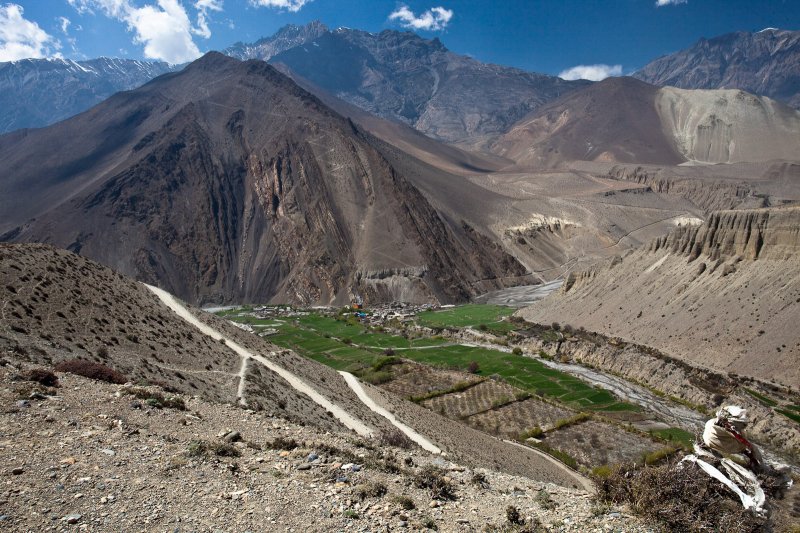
[519,207,800,389]
[0,53,528,306]
[493,78,800,167]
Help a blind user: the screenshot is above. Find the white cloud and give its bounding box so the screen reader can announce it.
[68,0,202,64]
[193,0,222,39]
[58,16,71,33]
[0,4,61,61]
[389,5,453,31]
[558,64,622,81]
[655,0,687,6]
[250,0,312,12]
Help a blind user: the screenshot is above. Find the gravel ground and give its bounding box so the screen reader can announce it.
[0,362,654,532]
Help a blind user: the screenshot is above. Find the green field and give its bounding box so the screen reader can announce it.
[415,304,515,330]
[650,428,696,448]
[219,309,636,412]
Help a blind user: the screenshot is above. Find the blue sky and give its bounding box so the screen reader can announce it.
[1,1,798,78]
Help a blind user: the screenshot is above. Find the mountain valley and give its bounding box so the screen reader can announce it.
[1,13,799,533]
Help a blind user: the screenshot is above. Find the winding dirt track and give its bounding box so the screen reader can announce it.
[144,284,373,437]
[339,371,443,454]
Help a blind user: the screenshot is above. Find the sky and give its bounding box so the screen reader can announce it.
[1,0,798,79]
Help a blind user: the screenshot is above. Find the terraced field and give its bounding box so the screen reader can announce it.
[220,310,638,412]
[541,420,663,468]
[468,398,573,439]
[381,363,475,399]
[423,379,521,418]
[216,306,670,471]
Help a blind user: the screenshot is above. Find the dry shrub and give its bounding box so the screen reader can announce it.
[377,429,415,450]
[25,368,59,387]
[266,436,299,451]
[54,359,127,384]
[414,465,456,500]
[123,387,186,410]
[354,481,387,500]
[594,462,767,532]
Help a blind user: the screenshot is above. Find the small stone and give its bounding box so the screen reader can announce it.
[62,514,82,524]
[429,500,440,508]
[0,515,8,521]
[10,467,24,475]
[15,400,30,408]
[307,453,318,462]
[296,464,311,471]
[279,451,291,457]
[223,431,241,443]
[100,449,115,456]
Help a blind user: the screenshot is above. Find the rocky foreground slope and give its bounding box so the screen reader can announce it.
[0,53,528,306]
[0,363,647,532]
[520,207,800,389]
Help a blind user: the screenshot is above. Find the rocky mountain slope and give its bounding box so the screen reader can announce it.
[224,20,328,61]
[519,207,800,389]
[0,53,529,306]
[0,57,175,133]
[227,22,588,148]
[493,77,800,167]
[634,28,800,109]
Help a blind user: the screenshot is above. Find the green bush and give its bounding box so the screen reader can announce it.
[519,426,543,440]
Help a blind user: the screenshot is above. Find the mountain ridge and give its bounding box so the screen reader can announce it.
[634,28,800,109]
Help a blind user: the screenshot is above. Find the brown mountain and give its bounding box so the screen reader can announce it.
[633,28,800,109]
[226,24,588,149]
[493,77,800,167]
[0,53,528,306]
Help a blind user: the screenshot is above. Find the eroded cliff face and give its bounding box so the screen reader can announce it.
[656,87,800,163]
[520,207,800,389]
[606,166,759,212]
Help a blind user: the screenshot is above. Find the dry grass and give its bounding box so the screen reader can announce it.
[594,461,767,532]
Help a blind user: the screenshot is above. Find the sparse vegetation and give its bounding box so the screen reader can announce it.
[185,440,239,458]
[122,386,186,410]
[551,412,591,431]
[595,462,766,532]
[535,488,556,510]
[392,494,415,510]
[377,429,415,450]
[23,368,59,387]
[505,505,523,525]
[413,465,455,500]
[354,481,387,500]
[519,426,543,440]
[265,436,299,451]
[54,359,127,384]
